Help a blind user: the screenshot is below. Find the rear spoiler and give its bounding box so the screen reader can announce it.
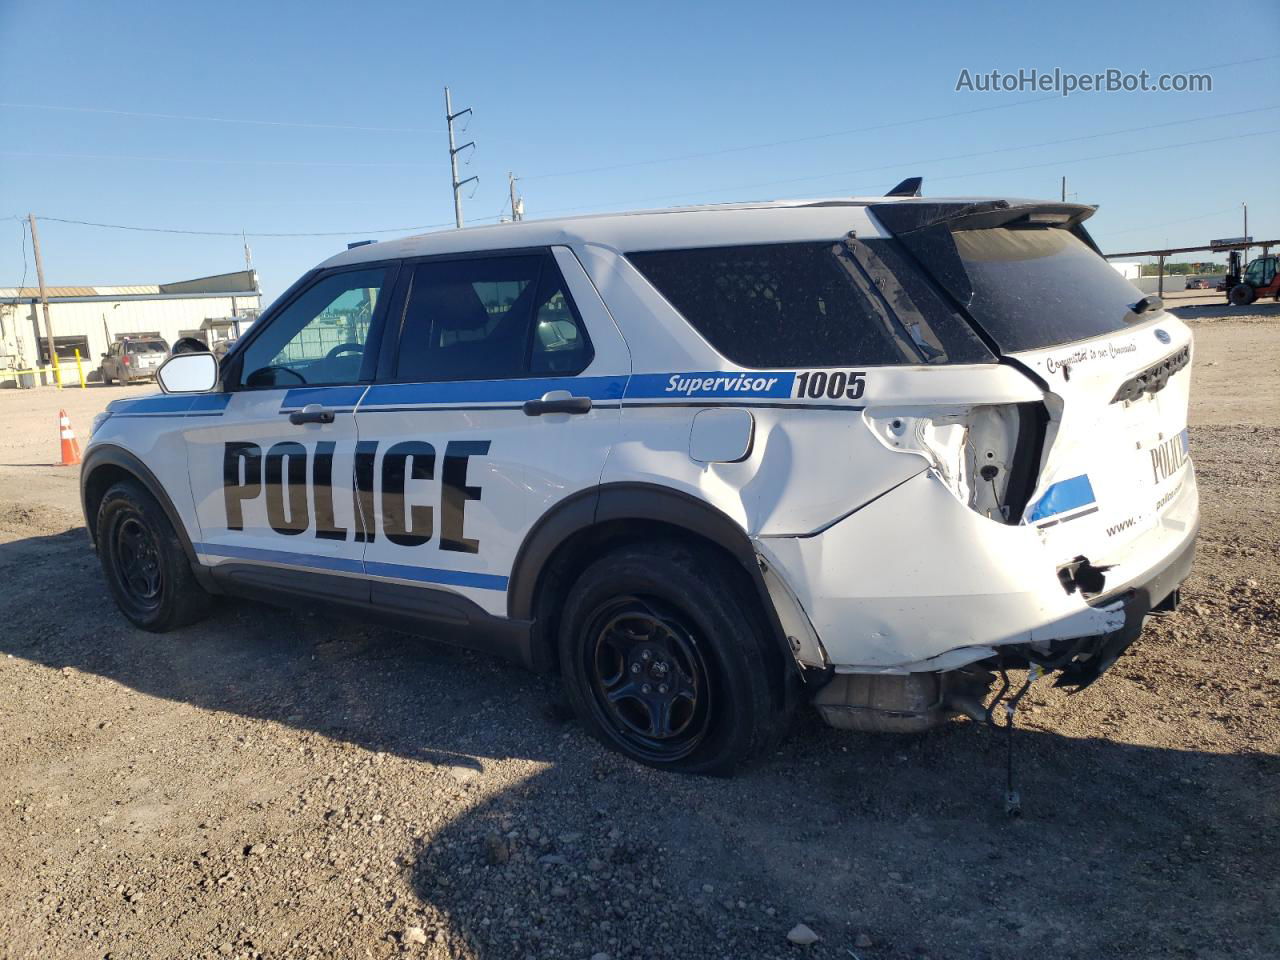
[869,199,1098,236]
[867,200,1103,308]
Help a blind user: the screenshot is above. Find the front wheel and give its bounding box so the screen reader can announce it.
[1229,283,1256,306]
[558,542,790,775]
[96,480,211,631]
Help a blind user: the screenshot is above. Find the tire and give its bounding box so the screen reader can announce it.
[101,368,113,386]
[558,541,790,775]
[96,480,211,632]
[1229,283,1256,306]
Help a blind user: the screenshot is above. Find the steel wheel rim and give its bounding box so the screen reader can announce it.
[584,596,711,762]
[113,515,162,608]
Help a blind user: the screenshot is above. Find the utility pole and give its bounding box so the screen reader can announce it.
[1242,201,1249,260]
[508,172,523,221]
[1061,176,1066,202]
[444,87,477,228]
[27,214,55,377]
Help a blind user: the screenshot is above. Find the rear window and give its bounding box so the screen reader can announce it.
[628,242,990,368]
[127,339,168,354]
[951,227,1147,353]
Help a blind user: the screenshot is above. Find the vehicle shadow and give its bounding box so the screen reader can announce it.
[1,526,1276,960]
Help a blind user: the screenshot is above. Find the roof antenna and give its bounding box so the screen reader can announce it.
[885,177,923,198]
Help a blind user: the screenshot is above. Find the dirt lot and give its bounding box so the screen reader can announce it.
[0,314,1276,960]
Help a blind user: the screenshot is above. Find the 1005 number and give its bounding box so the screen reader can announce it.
[795,370,866,401]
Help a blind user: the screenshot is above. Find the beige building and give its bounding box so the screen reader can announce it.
[0,269,261,386]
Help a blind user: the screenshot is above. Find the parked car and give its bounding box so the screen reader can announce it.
[1184,278,1208,290]
[81,194,1197,774]
[100,338,170,385]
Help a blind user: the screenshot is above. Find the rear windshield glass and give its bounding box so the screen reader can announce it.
[627,241,991,368]
[951,227,1146,353]
[126,339,168,353]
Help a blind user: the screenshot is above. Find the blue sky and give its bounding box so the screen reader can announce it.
[2,0,1277,302]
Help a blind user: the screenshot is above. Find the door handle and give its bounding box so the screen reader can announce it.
[289,403,336,425]
[523,392,592,416]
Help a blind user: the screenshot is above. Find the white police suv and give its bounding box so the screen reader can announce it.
[82,191,1198,774]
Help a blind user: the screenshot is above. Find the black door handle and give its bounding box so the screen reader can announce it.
[523,396,592,416]
[289,404,336,425]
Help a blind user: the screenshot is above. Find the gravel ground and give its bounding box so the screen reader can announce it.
[0,317,1276,960]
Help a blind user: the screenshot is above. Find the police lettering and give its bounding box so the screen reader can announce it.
[220,440,486,551]
[1150,433,1189,484]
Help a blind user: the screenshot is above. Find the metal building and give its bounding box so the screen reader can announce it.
[0,269,261,386]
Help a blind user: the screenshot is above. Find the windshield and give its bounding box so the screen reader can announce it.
[951,227,1147,353]
[127,339,168,354]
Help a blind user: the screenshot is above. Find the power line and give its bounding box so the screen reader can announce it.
[0,101,441,134]
[1103,207,1240,236]
[555,103,1279,211]
[534,127,1280,218]
[518,53,1280,182]
[0,149,428,169]
[23,215,500,238]
[520,95,1061,181]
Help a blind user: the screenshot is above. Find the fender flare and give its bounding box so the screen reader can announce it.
[80,443,199,566]
[507,482,794,672]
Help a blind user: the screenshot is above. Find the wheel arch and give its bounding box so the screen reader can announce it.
[508,483,794,678]
[80,444,199,567]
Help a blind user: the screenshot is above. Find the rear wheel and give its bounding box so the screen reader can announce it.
[558,541,789,775]
[96,480,211,631]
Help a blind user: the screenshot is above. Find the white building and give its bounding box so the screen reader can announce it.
[0,269,260,386]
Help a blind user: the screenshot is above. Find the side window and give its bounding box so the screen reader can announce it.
[238,267,387,388]
[395,253,593,382]
[628,243,918,367]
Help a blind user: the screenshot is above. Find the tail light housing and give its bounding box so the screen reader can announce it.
[865,402,1046,524]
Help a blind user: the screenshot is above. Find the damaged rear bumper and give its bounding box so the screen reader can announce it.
[1017,515,1198,689]
[756,468,1199,669]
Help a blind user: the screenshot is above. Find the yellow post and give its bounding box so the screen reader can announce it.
[74,348,86,389]
[52,351,63,388]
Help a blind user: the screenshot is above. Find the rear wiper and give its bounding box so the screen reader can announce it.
[1131,295,1163,315]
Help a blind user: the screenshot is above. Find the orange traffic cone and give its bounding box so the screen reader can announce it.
[58,409,81,466]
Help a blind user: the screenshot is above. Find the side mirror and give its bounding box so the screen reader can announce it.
[156,352,218,394]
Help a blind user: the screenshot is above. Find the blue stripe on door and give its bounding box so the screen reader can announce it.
[1027,475,1096,523]
[364,560,508,591]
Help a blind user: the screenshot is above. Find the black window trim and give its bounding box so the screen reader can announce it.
[374,245,595,385]
[221,260,401,394]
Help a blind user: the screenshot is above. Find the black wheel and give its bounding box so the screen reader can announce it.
[1229,283,1256,306]
[96,480,211,631]
[558,541,790,775]
[101,368,113,385]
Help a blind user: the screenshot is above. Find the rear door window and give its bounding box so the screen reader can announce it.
[394,253,593,382]
[628,242,991,368]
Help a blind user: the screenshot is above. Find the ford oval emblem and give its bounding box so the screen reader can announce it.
[1154,328,1171,344]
